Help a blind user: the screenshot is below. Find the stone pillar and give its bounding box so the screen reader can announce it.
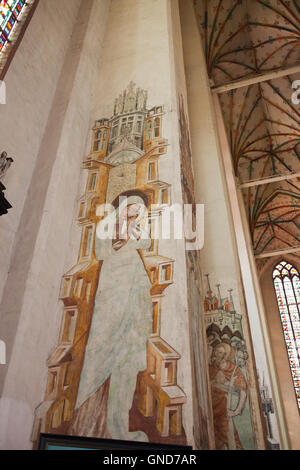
[179,0,277,450]
[81,0,212,448]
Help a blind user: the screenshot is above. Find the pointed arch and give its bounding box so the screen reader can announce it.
[273,259,300,410]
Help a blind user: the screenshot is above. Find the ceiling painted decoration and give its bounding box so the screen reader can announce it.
[194,0,300,258]
[194,0,300,86]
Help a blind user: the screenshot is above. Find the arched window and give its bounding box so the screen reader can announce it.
[154,117,160,137]
[93,131,102,152]
[273,260,300,410]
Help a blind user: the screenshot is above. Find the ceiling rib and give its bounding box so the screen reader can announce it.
[195,0,300,261]
[211,64,300,94]
[239,171,300,189]
[255,245,300,259]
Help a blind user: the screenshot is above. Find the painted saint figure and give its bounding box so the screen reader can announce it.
[73,195,152,441]
[209,342,248,450]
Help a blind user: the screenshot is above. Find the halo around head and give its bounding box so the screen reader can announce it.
[214,342,232,361]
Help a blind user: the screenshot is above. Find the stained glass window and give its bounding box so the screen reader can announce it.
[0,0,27,53]
[273,261,300,410]
[0,0,36,76]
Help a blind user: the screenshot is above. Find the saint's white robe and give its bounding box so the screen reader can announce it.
[76,234,152,412]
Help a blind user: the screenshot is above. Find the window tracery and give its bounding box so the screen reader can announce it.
[273,260,300,410]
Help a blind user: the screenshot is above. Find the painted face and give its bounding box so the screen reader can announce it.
[127,203,141,218]
[235,350,246,368]
[212,346,226,367]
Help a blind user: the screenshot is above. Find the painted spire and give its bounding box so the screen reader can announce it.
[205,274,212,297]
[228,288,235,312]
[216,283,222,308]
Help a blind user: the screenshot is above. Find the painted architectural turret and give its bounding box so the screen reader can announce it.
[32,83,186,444]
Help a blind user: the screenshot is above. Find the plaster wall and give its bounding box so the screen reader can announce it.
[0,0,111,449]
[0,0,82,303]
[0,0,199,449]
[63,0,196,447]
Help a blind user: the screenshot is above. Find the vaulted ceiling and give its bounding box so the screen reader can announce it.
[194,0,300,263]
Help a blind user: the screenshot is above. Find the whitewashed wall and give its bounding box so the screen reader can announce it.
[0,0,82,303]
[0,0,111,449]
[0,0,201,450]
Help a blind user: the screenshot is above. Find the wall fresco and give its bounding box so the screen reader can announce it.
[203,274,256,450]
[32,83,188,446]
[178,95,213,449]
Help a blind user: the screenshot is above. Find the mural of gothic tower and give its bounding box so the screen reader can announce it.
[32,83,187,446]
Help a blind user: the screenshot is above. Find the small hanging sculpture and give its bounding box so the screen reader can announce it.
[0,151,13,215]
[0,151,14,181]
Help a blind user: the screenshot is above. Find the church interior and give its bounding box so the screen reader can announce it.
[0,0,299,450]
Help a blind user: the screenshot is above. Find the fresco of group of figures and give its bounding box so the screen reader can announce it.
[204,274,280,450]
[31,83,192,447]
[203,274,256,449]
